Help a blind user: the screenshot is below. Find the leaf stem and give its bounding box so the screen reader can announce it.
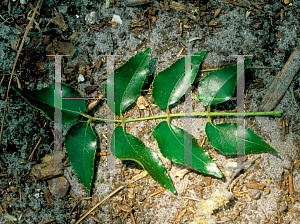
[85,111,281,123]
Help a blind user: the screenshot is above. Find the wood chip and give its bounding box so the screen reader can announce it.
[163,0,170,11]
[288,172,294,195]
[245,181,265,190]
[30,152,65,180]
[69,32,79,41]
[173,169,191,179]
[294,159,300,169]
[130,170,148,183]
[205,176,211,186]
[214,8,222,17]
[38,219,56,224]
[176,208,187,221]
[117,203,132,213]
[44,188,53,209]
[126,0,148,7]
[170,1,187,10]
[225,0,247,8]
[137,95,149,109]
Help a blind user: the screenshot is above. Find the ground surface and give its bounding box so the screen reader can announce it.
[0,0,300,223]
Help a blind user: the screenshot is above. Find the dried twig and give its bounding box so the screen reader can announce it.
[225,0,247,8]
[260,49,300,111]
[28,137,42,162]
[75,185,125,224]
[225,156,261,190]
[0,0,42,147]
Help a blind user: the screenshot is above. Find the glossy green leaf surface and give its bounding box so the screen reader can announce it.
[13,83,86,124]
[65,121,98,196]
[205,122,278,155]
[152,121,223,178]
[198,60,252,107]
[152,51,207,110]
[111,126,176,194]
[106,48,151,115]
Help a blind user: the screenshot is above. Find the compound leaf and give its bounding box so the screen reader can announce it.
[111,126,176,194]
[65,121,98,196]
[152,51,207,110]
[205,122,278,155]
[106,48,151,115]
[13,83,86,124]
[152,121,223,178]
[198,59,252,108]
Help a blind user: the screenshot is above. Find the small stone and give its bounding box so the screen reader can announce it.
[78,74,85,82]
[249,189,261,200]
[112,15,122,25]
[279,202,287,213]
[47,176,70,198]
[85,11,97,24]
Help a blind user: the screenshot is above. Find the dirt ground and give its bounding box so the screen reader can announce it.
[0,0,300,223]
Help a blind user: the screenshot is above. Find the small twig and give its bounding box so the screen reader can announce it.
[224,156,261,190]
[98,2,102,17]
[28,137,42,162]
[182,196,202,202]
[225,0,247,8]
[130,212,136,224]
[216,218,230,223]
[260,49,300,112]
[0,0,42,147]
[0,76,5,87]
[149,188,166,197]
[86,92,104,113]
[287,85,298,110]
[75,186,125,224]
[127,121,140,133]
[200,136,206,147]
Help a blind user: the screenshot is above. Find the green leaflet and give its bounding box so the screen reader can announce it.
[152,121,223,178]
[13,83,86,124]
[152,50,207,110]
[106,48,151,115]
[65,121,98,196]
[205,122,278,155]
[12,48,281,196]
[111,126,176,194]
[198,59,252,108]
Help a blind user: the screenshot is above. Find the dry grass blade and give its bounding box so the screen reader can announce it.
[74,186,125,224]
[0,0,42,147]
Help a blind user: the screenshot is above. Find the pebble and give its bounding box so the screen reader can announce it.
[279,202,287,213]
[47,176,70,198]
[249,189,261,200]
[85,11,97,24]
[112,15,122,25]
